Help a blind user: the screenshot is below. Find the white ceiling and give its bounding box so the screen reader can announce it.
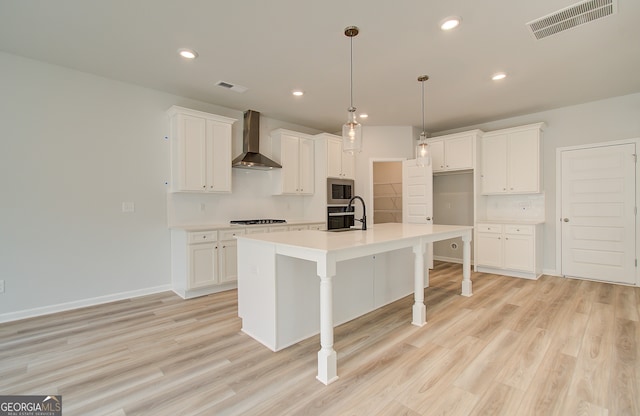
[1,0,639,133]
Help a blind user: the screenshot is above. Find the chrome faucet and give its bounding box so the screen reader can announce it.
[347,196,367,230]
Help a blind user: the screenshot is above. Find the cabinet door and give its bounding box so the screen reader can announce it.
[181,115,207,191]
[481,134,508,194]
[475,233,503,268]
[327,138,343,178]
[298,137,314,194]
[206,120,232,192]
[508,130,539,193]
[280,134,300,193]
[219,239,238,283]
[445,136,474,170]
[430,140,445,172]
[503,234,534,271]
[189,242,218,288]
[341,151,355,179]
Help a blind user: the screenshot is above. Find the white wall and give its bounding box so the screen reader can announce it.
[0,52,321,321]
[433,92,640,274]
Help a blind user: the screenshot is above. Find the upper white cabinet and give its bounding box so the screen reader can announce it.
[167,106,237,193]
[271,129,315,195]
[427,130,480,173]
[326,135,355,179]
[480,123,545,194]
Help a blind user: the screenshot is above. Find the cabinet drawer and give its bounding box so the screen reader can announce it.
[505,225,533,235]
[219,229,246,240]
[188,231,217,244]
[245,227,268,234]
[477,224,503,234]
[268,225,289,233]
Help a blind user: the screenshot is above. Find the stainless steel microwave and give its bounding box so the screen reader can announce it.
[327,178,354,205]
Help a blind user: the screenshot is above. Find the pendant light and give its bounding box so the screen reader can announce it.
[416,75,431,167]
[342,26,362,155]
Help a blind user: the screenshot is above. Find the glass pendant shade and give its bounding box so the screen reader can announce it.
[342,109,363,155]
[416,132,430,167]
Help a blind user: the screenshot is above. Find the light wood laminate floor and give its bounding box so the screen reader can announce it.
[1,262,639,415]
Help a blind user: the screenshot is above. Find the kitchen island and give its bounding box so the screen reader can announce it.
[236,222,473,384]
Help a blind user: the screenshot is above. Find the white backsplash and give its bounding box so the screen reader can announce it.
[167,168,316,226]
[480,193,545,221]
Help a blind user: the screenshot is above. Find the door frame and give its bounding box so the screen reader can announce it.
[555,137,640,285]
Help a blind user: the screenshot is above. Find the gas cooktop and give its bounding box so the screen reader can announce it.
[230,219,287,225]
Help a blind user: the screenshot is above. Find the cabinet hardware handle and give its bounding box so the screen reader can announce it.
[563,218,570,222]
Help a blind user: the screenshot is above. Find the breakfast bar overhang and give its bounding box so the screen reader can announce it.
[236,223,473,385]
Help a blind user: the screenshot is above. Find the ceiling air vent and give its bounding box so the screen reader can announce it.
[215,80,248,93]
[527,0,617,40]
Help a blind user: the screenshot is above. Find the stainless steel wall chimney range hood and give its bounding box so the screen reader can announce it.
[232,110,282,170]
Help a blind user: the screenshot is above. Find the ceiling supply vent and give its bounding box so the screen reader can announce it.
[215,80,248,93]
[527,0,617,40]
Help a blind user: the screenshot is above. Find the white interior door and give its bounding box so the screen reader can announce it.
[560,143,636,284]
[402,159,433,268]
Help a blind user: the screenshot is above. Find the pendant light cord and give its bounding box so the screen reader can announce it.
[350,35,354,109]
[421,79,425,134]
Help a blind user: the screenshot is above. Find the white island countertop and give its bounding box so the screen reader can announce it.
[236,222,473,385]
[238,222,472,256]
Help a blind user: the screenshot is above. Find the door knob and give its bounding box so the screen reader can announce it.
[563,218,570,222]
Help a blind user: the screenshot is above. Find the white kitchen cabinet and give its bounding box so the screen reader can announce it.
[271,129,315,195]
[167,106,237,193]
[171,222,324,298]
[326,135,355,179]
[218,229,245,284]
[427,130,480,173]
[475,222,543,279]
[480,123,544,194]
[186,231,218,289]
[171,228,244,298]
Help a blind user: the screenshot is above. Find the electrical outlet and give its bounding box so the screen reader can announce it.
[121,202,135,213]
[0,280,5,294]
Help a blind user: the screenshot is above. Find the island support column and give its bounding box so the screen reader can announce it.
[461,231,473,297]
[316,255,338,385]
[411,243,427,326]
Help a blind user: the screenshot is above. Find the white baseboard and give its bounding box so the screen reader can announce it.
[0,284,172,324]
[433,255,465,265]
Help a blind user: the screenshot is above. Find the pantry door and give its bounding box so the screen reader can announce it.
[560,142,636,284]
[402,159,433,268]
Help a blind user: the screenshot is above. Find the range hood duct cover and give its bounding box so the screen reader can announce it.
[232,110,282,170]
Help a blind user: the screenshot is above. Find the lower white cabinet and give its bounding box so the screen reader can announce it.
[172,228,245,298]
[171,222,325,298]
[475,222,543,279]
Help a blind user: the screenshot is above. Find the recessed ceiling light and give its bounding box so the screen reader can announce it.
[440,16,461,31]
[359,113,368,119]
[492,72,507,81]
[177,48,198,59]
[292,90,304,96]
